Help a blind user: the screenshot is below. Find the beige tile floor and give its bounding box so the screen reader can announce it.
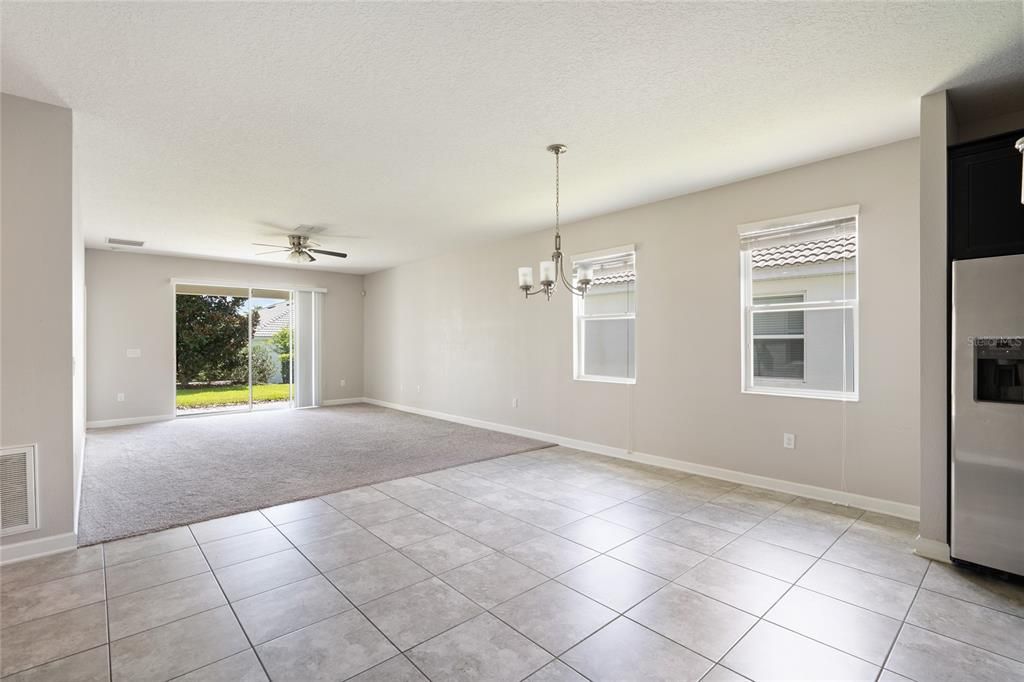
[2,446,1023,681]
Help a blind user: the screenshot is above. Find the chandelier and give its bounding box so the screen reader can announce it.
[518,144,593,300]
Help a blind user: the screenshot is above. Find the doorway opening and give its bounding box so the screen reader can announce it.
[174,284,294,415]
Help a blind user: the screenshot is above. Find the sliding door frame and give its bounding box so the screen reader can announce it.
[171,278,324,417]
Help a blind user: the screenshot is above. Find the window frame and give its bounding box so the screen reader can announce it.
[571,245,637,385]
[738,206,860,402]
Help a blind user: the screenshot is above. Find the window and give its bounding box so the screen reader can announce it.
[739,206,858,400]
[572,247,636,383]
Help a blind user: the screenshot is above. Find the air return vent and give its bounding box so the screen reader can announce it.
[106,237,145,247]
[1,446,38,536]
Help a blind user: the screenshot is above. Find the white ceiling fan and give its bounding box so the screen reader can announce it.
[253,225,348,263]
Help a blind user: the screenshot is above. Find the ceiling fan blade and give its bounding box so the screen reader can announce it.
[252,242,286,248]
[309,249,348,259]
[255,249,290,256]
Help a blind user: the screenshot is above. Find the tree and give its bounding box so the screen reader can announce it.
[175,295,260,386]
[271,327,291,383]
[252,344,275,384]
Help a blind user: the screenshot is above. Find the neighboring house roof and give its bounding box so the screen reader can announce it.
[254,300,290,338]
[591,271,636,285]
[752,234,856,269]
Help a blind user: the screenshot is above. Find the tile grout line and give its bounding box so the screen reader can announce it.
[0,570,107,631]
[464,477,751,679]
[245,494,451,679]
[0,499,888,642]
[315,464,655,679]
[696,508,868,675]
[103,545,113,682]
[0,645,111,680]
[269,520,439,682]
[876,552,931,680]
[161,476,1012,674]
[189,466,893,677]
[7,453,1016,681]
[188,523,274,682]
[879,576,1024,676]
[203,493,961,671]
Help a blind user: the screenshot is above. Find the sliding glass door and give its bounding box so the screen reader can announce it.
[250,288,294,412]
[174,284,294,416]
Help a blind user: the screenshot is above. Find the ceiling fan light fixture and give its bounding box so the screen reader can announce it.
[254,229,346,263]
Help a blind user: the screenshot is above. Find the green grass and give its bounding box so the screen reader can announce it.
[176,383,292,409]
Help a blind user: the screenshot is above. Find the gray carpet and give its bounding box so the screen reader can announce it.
[79,404,552,545]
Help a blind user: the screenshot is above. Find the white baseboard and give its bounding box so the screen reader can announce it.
[363,397,921,522]
[914,535,951,563]
[0,532,78,566]
[606,447,920,521]
[86,414,173,429]
[321,398,366,406]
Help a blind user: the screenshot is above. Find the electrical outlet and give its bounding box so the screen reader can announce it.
[512,397,519,408]
[116,392,125,402]
[339,379,346,387]
[126,348,141,358]
[417,385,421,393]
[783,433,796,449]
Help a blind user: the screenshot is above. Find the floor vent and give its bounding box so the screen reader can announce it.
[1,445,38,536]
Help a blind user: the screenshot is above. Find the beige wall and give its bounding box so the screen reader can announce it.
[918,91,954,545]
[72,119,86,526]
[85,250,365,423]
[364,139,922,508]
[1,94,77,546]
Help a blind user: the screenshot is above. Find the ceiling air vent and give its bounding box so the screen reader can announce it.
[1,445,38,536]
[106,237,145,247]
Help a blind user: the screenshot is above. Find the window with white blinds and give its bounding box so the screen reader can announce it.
[739,207,859,400]
[572,247,636,383]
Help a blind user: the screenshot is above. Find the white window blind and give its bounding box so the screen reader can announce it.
[739,208,858,400]
[293,290,324,407]
[752,294,805,381]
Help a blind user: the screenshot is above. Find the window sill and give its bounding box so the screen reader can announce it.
[742,387,859,402]
[574,375,636,385]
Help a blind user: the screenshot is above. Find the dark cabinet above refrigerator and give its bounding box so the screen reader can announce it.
[949,129,1024,261]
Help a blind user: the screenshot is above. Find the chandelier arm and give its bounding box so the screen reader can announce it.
[524,285,552,298]
[557,258,586,297]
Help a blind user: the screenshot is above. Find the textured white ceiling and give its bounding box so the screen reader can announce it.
[3,2,1022,273]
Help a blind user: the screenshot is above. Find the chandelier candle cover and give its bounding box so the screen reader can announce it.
[518,144,594,300]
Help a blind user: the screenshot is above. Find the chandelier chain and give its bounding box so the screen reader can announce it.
[554,150,560,236]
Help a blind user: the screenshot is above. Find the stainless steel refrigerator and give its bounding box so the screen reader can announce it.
[951,253,1024,576]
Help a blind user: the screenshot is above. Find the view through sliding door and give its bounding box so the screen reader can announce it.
[175,283,295,416]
